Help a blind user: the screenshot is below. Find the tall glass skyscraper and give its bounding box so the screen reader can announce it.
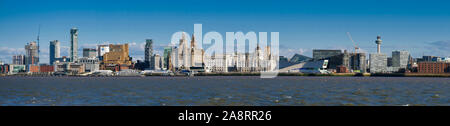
[50,40,60,65]
[145,39,153,68]
[70,27,78,62]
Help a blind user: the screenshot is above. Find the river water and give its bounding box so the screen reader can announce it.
[0,76,448,106]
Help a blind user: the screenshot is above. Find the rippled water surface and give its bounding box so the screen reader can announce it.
[0,76,449,106]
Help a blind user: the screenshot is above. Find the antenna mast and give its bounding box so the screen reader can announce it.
[37,24,41,56]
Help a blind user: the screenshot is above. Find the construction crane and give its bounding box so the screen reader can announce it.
[37,24,41,60]
[346,32,359,72]
[346,32,359,54]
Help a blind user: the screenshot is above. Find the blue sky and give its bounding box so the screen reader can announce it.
[1,0,450,64]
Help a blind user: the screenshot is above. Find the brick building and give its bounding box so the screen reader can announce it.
[417,62,450,74]
[28,65,40,73]
[40,65,55,73]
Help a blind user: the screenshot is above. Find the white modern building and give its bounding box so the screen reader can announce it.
[279,60,329,74]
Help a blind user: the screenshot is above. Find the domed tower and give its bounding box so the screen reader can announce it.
[375,36,382,54]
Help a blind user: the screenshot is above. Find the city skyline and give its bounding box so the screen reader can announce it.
[1,0,450,64]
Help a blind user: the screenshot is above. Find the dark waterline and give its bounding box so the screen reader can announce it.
[0,76,449,106]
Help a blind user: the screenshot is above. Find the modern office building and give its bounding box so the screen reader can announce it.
[369,53,387,73]
[387,57,393,67]
[70,27,78,62]
[312,49,344,69]
[83,48,97,58]
[163,46,173,69]
[97,45,110,60]
[12,55,26,65]
[25,41,39,65]
[421,56,439,62]
[392,50,410,69]
[145,39,153,68]
[8,64,26,74]
[152,54,161,70]
[50,40,60,65]
[279,60,329,74]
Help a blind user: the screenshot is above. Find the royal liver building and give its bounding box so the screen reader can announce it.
[169,33,277,73]
[171,33,204,70]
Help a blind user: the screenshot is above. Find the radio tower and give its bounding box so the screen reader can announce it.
[37,24,41,58]
[375,35,382,54]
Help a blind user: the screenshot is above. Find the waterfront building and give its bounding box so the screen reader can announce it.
[204,53,233,73]
[279,60,329,74]
[97,45,110,60]
[369,54,387,73]
[102,44,132,65]
[163,46,173,69]
[233,53,251,72]
[171,33,205,70]
[54,56,71,63]
[100,44,132,71]
[25,41,39,65]
[0,64,9,74]
[417,62,450,73]
[78,57,100,72]
[190,35,204,68]
[12,55,26,65]
[173,33,190,70]
[387,57,393,67]
[336,65,349,73]
[349,53,367,73]
[152,54,161,70]
[312,49,345,69]
[145,39,153,68]
[392,50,410,69]
[70,27,79,62]
[50,40,60,65]
[27,65,40,73]
[8,64,26,74]
[83,48,97,58]
[39,65,55,73]
[167,33,277,73]
[55,62,85,74]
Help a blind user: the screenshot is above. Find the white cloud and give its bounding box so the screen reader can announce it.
[424,40,450,57]
[0,47,26,63]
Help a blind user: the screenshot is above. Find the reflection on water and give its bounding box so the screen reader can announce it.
[0,76,449,106]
